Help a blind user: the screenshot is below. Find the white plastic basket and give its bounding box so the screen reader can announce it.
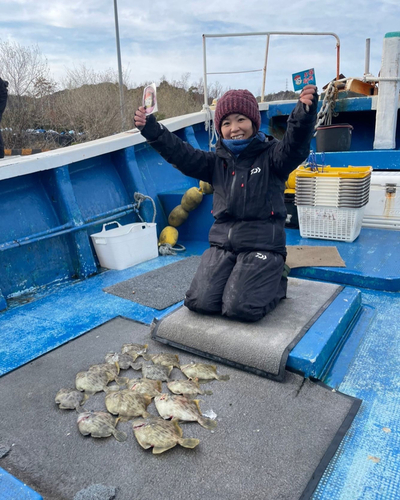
[297,205,366,242]
[90,221,158,270]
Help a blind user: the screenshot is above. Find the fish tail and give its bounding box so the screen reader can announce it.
[179,438,200,449]
[198,417,217,430]
[113,429,128,442]
[217,374,230,381]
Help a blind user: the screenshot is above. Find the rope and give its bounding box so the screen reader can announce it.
[133,192,157,223]
[314,81,339,135]
[158,243,186,256]
[203,105,218,151]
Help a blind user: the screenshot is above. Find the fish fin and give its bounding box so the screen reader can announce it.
[142,411,151,418]
[144,395,152,406]
[217,374,230,381]
[81,394,90,403]
[156,380,162,391]
[199,417,217,430]
[113,429,128,442]
[131,361,143,371]
[152,444,176,454]
[105,385,120,393]
[179,438,200,449]
[202,390,213,396]
[172,419,183,437]
[116,377,129,386]
[166,366,173,376]
[142,354,151,361]
[75,406,85,413]
[192,399,203,413]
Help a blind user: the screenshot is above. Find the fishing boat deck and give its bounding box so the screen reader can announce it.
[1,226,400,499]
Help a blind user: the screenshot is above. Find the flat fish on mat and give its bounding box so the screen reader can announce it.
[105,352,137,370]
[131,362,173,382]
[167,379,212,396]
[75,370,112,395]
[55,388,89,410]
[105,390,152,421]
[148,353,180,369]
[154,394,217,430]
[124,378,162,398]
[121,343,150,361]
[77,411,127,442]
[133,415,200,454]
[180,363,230,382]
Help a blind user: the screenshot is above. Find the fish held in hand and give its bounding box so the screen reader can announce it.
[77,411,127,442]
[125,378,162,398]
[55,388,89,410]
[133,415,200,454]
[105,390,152,421]
[180,363,230,382]
[154,394,217,430]
[167,379,212,396]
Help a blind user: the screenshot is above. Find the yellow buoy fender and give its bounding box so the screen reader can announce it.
[199,181,214,194]
[158,226,179,247]
[168,205,189,227]
[286,170,297,190]
[181,187,203,212]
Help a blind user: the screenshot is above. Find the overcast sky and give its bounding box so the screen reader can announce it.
[1,0,399,95]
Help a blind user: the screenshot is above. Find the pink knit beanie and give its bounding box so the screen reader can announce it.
[214,89,261,136]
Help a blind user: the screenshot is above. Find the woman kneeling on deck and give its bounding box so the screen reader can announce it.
[134,86,318,322]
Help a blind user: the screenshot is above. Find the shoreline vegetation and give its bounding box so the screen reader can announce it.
[0,40,298,151]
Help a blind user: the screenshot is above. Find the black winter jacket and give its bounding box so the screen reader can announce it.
[141,100,316,257]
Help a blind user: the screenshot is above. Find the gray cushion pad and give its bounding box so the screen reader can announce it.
[152,278,342,381]
[0,317,360,500]
[103,256,201,309]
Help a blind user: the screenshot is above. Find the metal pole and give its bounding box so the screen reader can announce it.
[261,34,270,102]
[113,0,126,130]
[365,38,371,75]
[203,35,209,109]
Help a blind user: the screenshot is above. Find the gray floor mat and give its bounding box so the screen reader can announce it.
[152,278,342,381]
[103,256,201,309]
[0,317,360,500]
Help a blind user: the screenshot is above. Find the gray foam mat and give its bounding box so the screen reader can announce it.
[103,256,201,309]
[0,317,360,500]
[152,278,342,381]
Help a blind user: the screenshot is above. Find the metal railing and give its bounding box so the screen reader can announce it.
[202,31,341,106]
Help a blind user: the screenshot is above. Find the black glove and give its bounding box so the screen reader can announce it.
[140,114,164,142]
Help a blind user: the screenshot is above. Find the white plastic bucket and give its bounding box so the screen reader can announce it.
[90,221,158,270]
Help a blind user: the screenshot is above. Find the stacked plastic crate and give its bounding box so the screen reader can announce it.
[295,166,372,242]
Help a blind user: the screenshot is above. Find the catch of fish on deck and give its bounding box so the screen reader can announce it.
[55,341,229,453]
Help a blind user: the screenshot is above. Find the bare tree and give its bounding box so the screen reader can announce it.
[0,40,53,97]
[0,39,55,148]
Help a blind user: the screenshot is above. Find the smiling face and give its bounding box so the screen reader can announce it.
[220,113,254,140]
